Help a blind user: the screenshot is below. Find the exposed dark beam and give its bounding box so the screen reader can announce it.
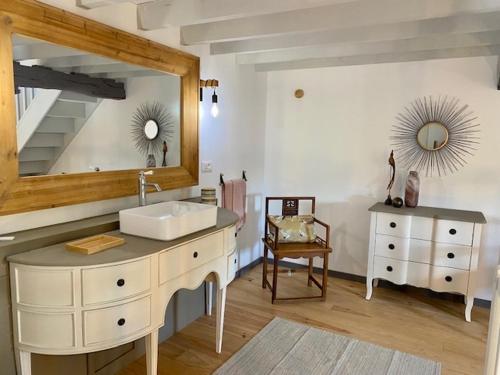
[13,61,126,100]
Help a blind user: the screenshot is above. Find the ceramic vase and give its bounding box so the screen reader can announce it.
[405,171,420,208]
[146,154,156,168]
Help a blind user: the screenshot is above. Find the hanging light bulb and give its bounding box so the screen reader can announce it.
[211,89,219,118]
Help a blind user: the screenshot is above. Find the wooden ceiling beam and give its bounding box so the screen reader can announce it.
[181,0,500,45]
[211,11,500,55]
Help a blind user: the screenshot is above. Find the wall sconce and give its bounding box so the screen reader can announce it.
[200,79,219,118]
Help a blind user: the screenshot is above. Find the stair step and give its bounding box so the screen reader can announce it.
[47,101,86,118]
[19,160,48,176]
[38,117,75,133]
[58,91,98,104]
[19,147,55,162]
[25,133,64,148]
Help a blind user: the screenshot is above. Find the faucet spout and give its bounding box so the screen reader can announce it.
[138,171,162,206]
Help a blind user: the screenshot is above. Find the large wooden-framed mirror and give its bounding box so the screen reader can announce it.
[0,0,199,215]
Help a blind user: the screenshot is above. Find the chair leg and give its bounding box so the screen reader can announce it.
[272,256,279,304]
[262,247,268,289]
[307,258,313,286]
[321,253,329,301]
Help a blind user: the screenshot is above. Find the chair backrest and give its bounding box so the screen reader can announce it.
[265,196,316,217]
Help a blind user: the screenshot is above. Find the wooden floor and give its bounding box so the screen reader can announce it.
[120,265,490,375]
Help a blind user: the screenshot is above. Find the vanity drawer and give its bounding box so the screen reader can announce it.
[227,250,238,283]
[434,219,474,246]
[375,235,410,261]
[17,310,75,349]
[225,225,237,254]
[376,213,411,238]
[159,232,224,284]
[430,265,469,294]
[13,266,74,308]
[81,258,151,306]
[83,295,151,346]
[432,243,472,270]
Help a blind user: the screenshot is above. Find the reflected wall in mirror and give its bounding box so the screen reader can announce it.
[416,122,448,151]
[13,34,181,176]
[392,96,479,176]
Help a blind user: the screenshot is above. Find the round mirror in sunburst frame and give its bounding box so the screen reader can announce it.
[391,96,480,176]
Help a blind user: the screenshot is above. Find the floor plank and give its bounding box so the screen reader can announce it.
[119,265,490,375]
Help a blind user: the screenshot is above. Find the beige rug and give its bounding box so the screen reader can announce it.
[214,317,441,375]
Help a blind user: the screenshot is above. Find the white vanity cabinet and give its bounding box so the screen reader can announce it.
[366,203,486,322]
[8,214,238,375]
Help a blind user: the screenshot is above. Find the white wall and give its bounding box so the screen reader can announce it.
[50,75,181,174]
[264,56,500,300]
[0,0,267,270]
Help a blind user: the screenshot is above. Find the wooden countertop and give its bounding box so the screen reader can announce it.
[368,202,486,224]
[7,208,238,267]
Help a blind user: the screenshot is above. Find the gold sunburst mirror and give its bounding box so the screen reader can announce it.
[392,96,480,176]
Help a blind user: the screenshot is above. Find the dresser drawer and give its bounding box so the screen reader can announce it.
[13,266,74,308]
[434,219,474,246]
[225,225,237,254]
[376,213,411,238]
[159,231,224,284]
[81,258,151,306]
[373,256,408,285]
[430,265,469,294]
[18,310,75,349]
[432,243,472,270]
[227,250,238,283]
[83,295,151,346]
[375,235,410,261]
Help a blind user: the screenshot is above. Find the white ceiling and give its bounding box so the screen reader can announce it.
[77,0,500,74]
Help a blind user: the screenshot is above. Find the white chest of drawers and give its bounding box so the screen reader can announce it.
[8,210,238,375]
[365,203,486,322]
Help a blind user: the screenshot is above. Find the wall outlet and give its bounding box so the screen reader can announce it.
[201,161,213,173]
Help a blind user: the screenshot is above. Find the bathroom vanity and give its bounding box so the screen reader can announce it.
[366,203,486,322]
[7,208,238,375]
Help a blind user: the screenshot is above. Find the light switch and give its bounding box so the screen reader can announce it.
[201,161,213,173]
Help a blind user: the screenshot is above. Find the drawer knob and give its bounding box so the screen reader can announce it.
[449,228,457,235]
[116,278,125,287]
[193,251,199,258]
[445,276,453,282]
[386,266,393,272]
[388,243,395,250]
[117,318,126,326]
[390,222,397,228]
[447,252,455,259]
[234,258,237,264]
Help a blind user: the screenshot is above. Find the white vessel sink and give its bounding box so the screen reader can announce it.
[119,201,218,241]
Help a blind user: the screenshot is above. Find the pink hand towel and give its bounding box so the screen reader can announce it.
[222,179,246,231]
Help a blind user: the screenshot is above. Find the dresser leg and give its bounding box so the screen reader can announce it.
[216,286,227,354]
[145,329,159,375]
[366,277,373,300]
[465,296,474,322]
[17,350,31,375]
[373,278,379,287]
[206,281,213,316]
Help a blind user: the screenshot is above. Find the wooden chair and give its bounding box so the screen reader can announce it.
[262,197,332,303]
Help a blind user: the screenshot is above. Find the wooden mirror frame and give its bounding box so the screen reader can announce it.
[0,0,199,216]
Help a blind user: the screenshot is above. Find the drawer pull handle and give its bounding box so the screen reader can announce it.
[116,279,125,287]
[388,243,395,250]
[193,251,199,258]
[447,252,455,259]
[445,276,453,282]
[390,222,397,228]
[449,228,457,235]
[386,266,393,272]
[117,318,126,326]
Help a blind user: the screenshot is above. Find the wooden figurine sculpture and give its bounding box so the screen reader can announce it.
[162,141,168,167]
[385,150,395,205]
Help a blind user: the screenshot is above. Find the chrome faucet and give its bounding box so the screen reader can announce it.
[138,170,162,206]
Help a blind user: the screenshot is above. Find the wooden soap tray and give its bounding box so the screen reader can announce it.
[66,234,125,255]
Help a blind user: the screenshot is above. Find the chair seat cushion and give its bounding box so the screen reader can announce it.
[268,215,317,243]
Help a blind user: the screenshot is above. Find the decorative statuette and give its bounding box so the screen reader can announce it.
[385,150,396,205]
[405,171,420,208]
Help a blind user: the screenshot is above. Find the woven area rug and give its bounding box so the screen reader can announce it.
[214,317,441,375]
